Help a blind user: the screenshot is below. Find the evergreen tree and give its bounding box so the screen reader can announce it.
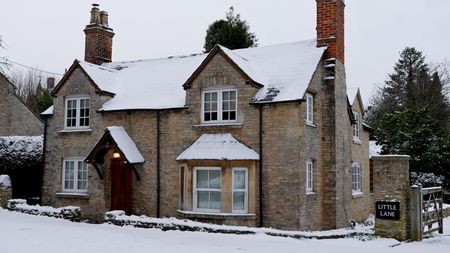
[375,109,450,190]
[366,47,450,130]
[204,7,258,52]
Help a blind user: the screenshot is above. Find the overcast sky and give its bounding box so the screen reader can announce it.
[1,0,449,105]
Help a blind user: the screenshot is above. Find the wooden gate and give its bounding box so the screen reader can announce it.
[411,185,444,241]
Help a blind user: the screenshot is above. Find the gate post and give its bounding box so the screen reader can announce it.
[410,184,422,241]
[372,155,411,241]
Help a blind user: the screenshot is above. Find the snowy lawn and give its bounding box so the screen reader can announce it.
[0,209,449,253]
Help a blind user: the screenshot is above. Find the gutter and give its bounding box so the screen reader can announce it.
[40,118,48,204]
[258,104,264,227]
[156,110,161,218]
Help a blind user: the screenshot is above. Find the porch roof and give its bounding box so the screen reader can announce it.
[85,126,145,164]
[176,133,259,161]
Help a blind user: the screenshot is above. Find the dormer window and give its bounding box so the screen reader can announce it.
[202,89,237,124]
[65,96,90,129]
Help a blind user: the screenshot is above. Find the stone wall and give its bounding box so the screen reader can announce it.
[372,155,410,241]
[0,73,43,136]
[0,177,12,208]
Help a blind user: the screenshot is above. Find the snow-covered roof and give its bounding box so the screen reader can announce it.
[369,140,382,157]
[106,126,145,163]
[220,40,326,103]
[79,53,206,111]
[176,133,259,161]
[41,105,54,116]
[72,39,324,111]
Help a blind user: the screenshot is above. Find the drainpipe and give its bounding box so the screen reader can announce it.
[40,118,48,205]
[156,110,161,218]
[258,105,264,227]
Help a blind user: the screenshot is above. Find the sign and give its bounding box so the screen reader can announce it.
[375,201,400,220]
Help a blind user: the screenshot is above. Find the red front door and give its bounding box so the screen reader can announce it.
[110,158,133,215]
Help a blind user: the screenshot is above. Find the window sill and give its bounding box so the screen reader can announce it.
[177,210,257,220]
[352,192,364,198]
[352,139,361,144]
[193,122,243,128]
[59,128,92,133]
[306,123,317,128]
[56,192,90,199]
[306,191,316,195]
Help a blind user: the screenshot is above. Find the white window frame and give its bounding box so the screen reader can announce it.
[64,96,90,129]
[201,89,237,124]
[306,160,314,193]
[193,167,222,213]
[351,162,362,194]
[352,111,360,140]
[62,157,88,193]
[232,167,248,214]
[306,93,314,125]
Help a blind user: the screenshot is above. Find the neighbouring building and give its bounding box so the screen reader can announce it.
[42,1,372,230]
[0,72,43,136]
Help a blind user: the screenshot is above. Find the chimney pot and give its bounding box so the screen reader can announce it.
[100,11,109,26]
[47,77,55,90]
[90,4,100,24]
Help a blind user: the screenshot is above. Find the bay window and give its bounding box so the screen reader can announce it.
[232,168,248,213]
[193,167,221,212]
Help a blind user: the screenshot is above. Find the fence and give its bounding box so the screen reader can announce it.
[411,185,444,241]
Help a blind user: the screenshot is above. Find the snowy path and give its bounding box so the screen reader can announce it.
[0,209,449,253]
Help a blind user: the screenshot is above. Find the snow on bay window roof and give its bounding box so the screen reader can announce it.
[176,133,259,161]
[74,39,325,111]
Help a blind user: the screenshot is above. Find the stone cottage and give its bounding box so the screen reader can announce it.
[42,0,372,231]
[0,72,43,136]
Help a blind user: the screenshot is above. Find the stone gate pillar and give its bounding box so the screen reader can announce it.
[371,155,410,241]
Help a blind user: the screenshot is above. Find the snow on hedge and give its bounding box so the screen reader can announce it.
[0,174,11,189]
[0,136,43,169]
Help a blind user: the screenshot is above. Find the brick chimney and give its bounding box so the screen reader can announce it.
[316,0,345,64]
[84,4,114,64]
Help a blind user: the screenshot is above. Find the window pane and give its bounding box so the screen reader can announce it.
[233,192,245,210]
[209,170,221,189]
[229,111,236,120]
[211,92,217,101]
[77,161,87,190]
[197,191,209,209]
[211,102,217,111]
[233,170,246,190]
[222,111,229,120]
[223,91,229,100]
[204,113,210,121]
[210,191,221,209]
[230,91,236,100]
[64,161,74,190]
[211,112,217,121]
[196,170,208,188]
[223,101,229,110]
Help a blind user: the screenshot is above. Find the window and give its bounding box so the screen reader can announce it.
[352,162,362,193]
[352,111,360,140]
[63,158,88,192]
[202,89,237,123]
[232,168,248,213]
[65,97,90,129]
[306,160,313,193]
[306,93,314,125]
[193,167,221,212]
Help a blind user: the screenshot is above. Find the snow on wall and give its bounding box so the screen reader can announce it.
[7,199,80,221]
[0,175,11,189]
[176,133,259,161]
[41,105,54,116]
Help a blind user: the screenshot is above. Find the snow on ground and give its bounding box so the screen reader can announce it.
[0,208,449,253]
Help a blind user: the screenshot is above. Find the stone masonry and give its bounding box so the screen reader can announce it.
[372,155,411,241]
[0,73,43,136]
